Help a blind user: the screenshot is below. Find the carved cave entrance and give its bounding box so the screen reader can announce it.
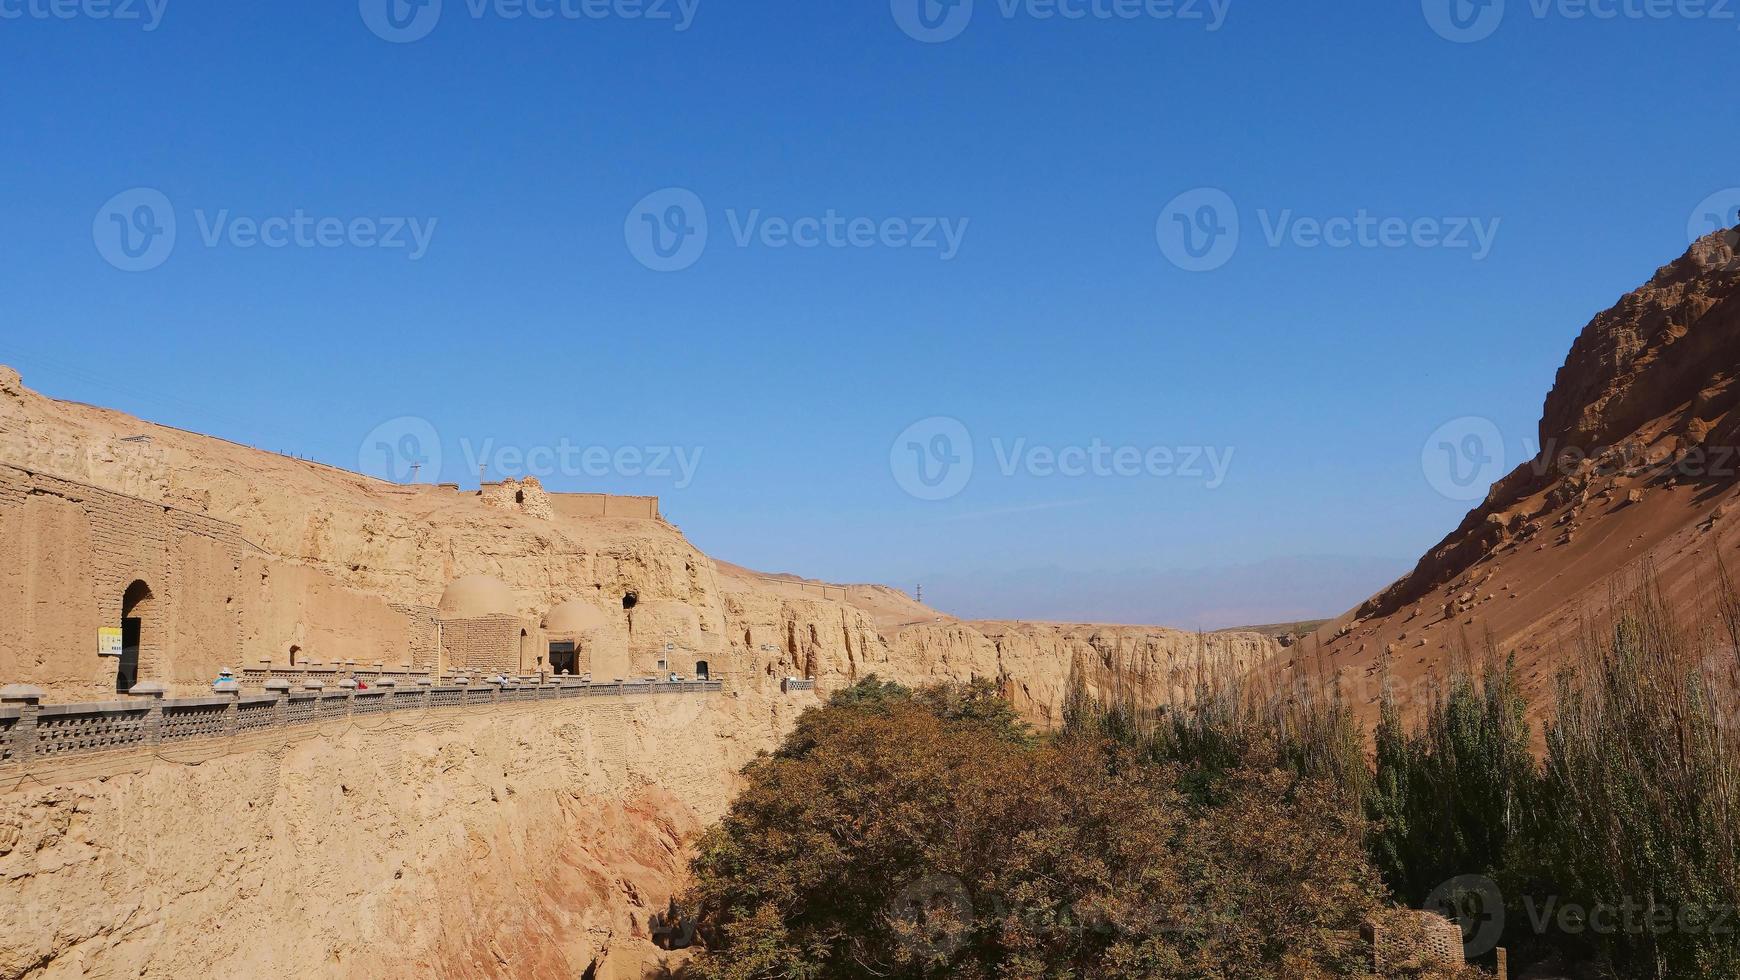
[549,641,579,677]
[117,580,152,693]
[694,660,710,680]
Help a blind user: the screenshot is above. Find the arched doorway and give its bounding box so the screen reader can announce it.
[118,580,152,693]
[549,641,578,677]
[694,660,710,680]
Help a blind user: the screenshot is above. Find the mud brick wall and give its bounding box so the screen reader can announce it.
[546,493,660,521]
[391,603,441,669]
[0,463,420,701]
[439,614,526,674]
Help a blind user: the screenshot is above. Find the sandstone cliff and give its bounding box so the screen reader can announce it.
[0,691,814,979]
[0,366,1279,978]
[0,365,1279,717]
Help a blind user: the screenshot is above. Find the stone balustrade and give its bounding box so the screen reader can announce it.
[0,676,724,768]
[238,665,627,689]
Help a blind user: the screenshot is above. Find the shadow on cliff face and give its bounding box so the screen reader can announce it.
[426,784,702,980]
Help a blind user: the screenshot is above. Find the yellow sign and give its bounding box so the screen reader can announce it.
[98,627,123,658]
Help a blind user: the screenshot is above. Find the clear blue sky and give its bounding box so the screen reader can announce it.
[2,1,1735,627]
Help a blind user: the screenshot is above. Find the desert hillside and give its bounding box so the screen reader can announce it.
[0,364,1279,720]
[1307,226,1740,721]
[0,365,1279,978]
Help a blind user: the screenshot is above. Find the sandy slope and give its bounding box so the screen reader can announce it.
[1303,227,1740,725]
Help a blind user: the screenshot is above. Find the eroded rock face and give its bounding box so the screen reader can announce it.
[1363,230,1740,625]
[1314,228,1740,723]
[0,368,1280,979]
[0,693,814,980]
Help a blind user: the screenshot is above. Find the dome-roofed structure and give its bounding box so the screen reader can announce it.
[542,599,610,634]
[438,575,518,619]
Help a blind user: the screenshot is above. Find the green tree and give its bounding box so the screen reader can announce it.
[683,682,1434,979]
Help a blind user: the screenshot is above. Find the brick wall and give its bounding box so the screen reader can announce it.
[0,464,249,698]
[391,603,440,669]
[439,615,526,674]
[0,463,420,701]
[546,492,660,521]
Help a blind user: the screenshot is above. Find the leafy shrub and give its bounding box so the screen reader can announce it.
[683,679,1432,979]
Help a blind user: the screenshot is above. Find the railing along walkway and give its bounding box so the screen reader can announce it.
[0,676,724,768]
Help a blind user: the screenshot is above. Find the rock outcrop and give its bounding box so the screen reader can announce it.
[1311,226,1740,722]
[0,692,812,980]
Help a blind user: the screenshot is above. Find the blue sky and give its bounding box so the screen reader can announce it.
[2,0,1736,627]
